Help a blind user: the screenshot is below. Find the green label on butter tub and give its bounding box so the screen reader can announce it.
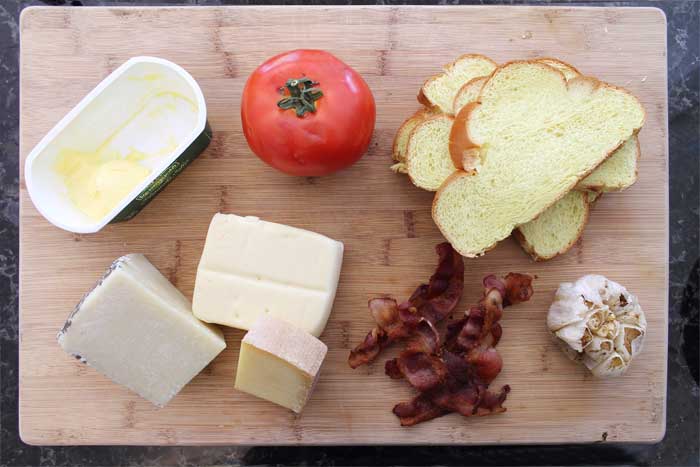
[110,122,212,223]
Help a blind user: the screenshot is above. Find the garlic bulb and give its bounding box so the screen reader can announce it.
[547,275,646,377]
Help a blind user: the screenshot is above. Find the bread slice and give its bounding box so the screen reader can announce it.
[406,115,456,191]
[536,59,639,193]
[404,103,639,196]
[577,135,640,191]
[453,76,489,115]
[434,61,645,257]
[393,108,439,163]
[513,59,637,261]
[514,191,590,261]
[391,108,437,173]
[452,58,640,193]
[418,54,497,115]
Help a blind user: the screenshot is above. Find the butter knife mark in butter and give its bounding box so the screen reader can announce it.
[55,148,152,221]
[55,149,151,220]
[54,90,195,221]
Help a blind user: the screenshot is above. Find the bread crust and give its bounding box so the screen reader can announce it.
[435,60,646,257]
[452,60,645,175]
[416,87,435,109]
[449,102,480,171]
[406,114,455,191]
[450,60,569,165]
[577,135,641,192]
[392,108,435,162]
[418,54,497,114]
[452,76,489,115]
[431,170,494,258]
[436,136,631,258]
[514,191,591,261]
[533,57,581,78]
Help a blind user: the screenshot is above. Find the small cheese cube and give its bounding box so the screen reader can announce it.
[58,254,226,407]
[234,315,327,413]
[192,213,344,337]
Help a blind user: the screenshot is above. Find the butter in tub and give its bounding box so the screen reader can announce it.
[24,56,211,233]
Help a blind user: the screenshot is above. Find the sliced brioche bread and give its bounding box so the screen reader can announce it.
[451,58,640,193]
[392,108,438,163]
[391,108,438,173]
[418,54,497,115]
[406,115,456,191]
[404,85,639,196]
[514,191,590,261]
[535,57,580,80]
[434,61,645,257]
[535,59,639,193]
[577,135,640,191]
[453,76,489,115]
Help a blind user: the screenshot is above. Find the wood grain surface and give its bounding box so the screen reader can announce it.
[18,5,668,445]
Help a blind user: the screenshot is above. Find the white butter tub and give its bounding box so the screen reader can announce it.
[24,56,211,233]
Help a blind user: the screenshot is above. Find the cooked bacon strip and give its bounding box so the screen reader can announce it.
[469,347,503,384]
[348,297,409,369]
[394,381,511,426]
[406,318,441,354]
[393,350,447,392]
[384,318,443,390]
[348,327,388,369]
[348,243,464,368]
[390,273,533,426]
[392,393,448,426]
[368,298,406,339]
[501,272,535,306]
[474,385,511,416]
[402,243,465,324]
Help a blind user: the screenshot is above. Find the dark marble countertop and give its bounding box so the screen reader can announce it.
[1,0,697,465]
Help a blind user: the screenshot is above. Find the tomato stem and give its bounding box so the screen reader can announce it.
[277,77,323,117]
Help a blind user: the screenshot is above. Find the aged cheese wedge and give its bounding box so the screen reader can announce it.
[192,213,344,337]
[234,315,328,413]
[57,254,226,407]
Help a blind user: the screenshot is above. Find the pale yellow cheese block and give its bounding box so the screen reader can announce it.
[58,254,226,407]
[234,315,328,413]
[192,213,344,337]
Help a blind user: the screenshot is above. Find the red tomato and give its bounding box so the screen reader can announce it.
[241,49,376,176]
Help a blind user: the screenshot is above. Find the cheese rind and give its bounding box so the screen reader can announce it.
[234,316,328,413]
[192,213,344,337]
[58,254,226,407]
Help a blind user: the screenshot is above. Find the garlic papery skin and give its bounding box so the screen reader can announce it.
[547,275,646,378]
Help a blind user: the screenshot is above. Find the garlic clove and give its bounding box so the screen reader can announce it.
[577,274,612,303]
[588,353,628,378]
[585,336,615,362]
[595,317,620,340]
[618,307,647,329]
[615,324,645,362]
[547,287,588,331]
[555,320,590,352]
[586,309,605,332]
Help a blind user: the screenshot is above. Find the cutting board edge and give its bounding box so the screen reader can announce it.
[17,4,670,446]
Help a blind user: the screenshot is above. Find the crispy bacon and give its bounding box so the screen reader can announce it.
[384,319,444,390]
[348,243,464,369]
[502,273,535,306]
[390,350,447,392]
[390,273,533,426]
[392,393,448,426]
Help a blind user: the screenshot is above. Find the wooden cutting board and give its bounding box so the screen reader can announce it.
[19,5,668,445]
